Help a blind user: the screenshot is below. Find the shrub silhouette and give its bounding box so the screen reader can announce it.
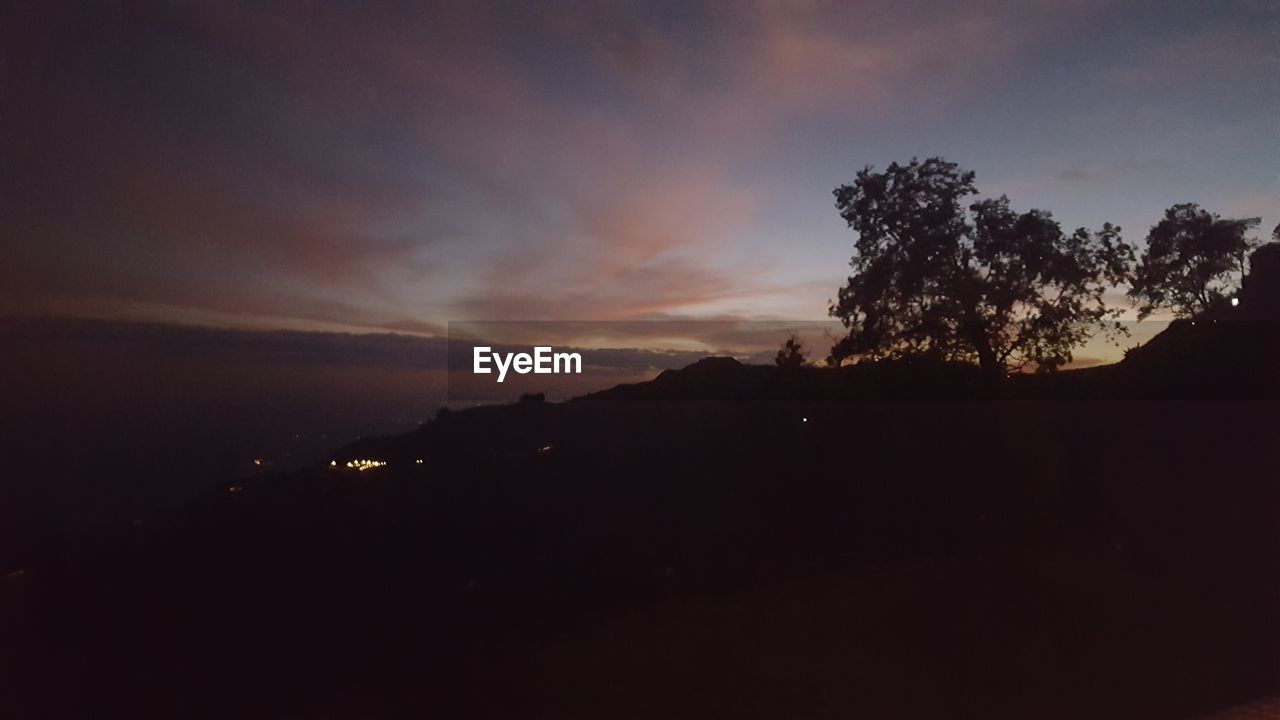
[775,333,807,368]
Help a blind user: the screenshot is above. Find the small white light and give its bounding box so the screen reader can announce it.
[802,417,808,423]
[1231,297,1240,307]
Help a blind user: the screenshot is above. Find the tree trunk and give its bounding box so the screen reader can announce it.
[963,315,1005,391]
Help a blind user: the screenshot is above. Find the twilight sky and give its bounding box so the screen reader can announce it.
[3,0,1277,343]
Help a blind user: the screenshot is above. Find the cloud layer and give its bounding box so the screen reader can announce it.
[3,1,1275,342]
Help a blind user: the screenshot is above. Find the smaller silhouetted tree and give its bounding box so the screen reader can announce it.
[776,333,807,368]
[1127,204,1261,318]
[1242,242,1280,317]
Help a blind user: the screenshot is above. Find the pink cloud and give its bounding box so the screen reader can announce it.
[0,0,1158,337]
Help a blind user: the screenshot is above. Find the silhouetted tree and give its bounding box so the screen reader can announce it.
[1241,242,1280,317]
[1127,204,1261,318]
[775,333,806,368]
[829,157,1133,376]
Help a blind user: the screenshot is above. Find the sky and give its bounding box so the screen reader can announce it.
[3,0,1278,349]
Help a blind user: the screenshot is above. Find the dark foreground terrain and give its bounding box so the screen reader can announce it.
[2,319,1278,718]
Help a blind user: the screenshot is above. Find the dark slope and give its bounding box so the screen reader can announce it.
[3,319,1279,718]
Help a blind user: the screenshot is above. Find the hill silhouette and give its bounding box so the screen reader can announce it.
[3,304,1278,718]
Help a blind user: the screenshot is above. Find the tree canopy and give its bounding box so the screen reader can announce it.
[829,157,1134,375]
[1126,203,1261,319]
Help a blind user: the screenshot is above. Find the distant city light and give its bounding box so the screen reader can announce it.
[536,445,554,455]
[802,417,808,423]
[252,458,263,466]
[1231,297,1240,307]
[415,459,424,464]
[330,460,337,467]
[344,459,387,471]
